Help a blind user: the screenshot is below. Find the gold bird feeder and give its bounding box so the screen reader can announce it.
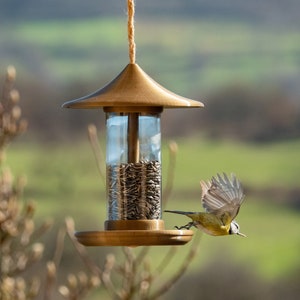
[62,1,203,247]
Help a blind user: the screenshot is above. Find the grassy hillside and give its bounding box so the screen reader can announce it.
[6,137,300,282]
[1,17,299,96]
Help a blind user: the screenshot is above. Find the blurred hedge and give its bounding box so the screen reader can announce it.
[11,77,300,143]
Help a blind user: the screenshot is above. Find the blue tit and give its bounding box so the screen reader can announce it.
[165,173,246,237]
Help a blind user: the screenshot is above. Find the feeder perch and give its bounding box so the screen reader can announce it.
[62,0,204,246]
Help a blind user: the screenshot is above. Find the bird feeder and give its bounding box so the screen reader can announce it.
[62,1,204,247]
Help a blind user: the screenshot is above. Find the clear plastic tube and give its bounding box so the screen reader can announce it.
[106,112,161,220]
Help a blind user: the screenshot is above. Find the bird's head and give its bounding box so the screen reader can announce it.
[229,220,246,237]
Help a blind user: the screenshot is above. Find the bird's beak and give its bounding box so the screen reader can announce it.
[237,232,247,237]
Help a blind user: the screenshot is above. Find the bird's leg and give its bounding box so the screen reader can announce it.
[175,221,194,230]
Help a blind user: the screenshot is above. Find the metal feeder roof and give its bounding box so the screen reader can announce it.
[62,63,204,110]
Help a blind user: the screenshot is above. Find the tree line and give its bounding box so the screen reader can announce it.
[12,76,300,143]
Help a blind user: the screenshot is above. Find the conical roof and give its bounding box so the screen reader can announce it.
[62,63,204,110]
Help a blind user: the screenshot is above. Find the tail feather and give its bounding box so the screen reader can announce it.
[164,210,197,215]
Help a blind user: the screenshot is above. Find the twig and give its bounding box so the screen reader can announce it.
[102,254,121,300]
[154,246,178,275]
[135,246,151,266]
[44,261,56,300]
[162,141,178,207]
[44,226,67,300]
[149,233,201,300]
[65,217,101,276]
[87,124,105,184]
[121,247,138,299]
[52,226,67,268]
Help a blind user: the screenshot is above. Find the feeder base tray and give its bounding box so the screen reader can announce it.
[75,229,194,247]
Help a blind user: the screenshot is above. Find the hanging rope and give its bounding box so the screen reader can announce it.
[127,0,136,64]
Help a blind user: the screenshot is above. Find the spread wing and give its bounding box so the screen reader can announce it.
[200,173,244,226]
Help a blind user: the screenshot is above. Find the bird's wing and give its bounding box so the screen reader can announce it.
[200,173,244,225]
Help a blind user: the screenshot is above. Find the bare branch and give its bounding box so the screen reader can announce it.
[101,254,122,300]
[155,246,178,276]
[135,246,151,266]
[87,124,106,184]
[65,217,102,277]
[44,261,56,300]
[149,233,202,300]
[162,141,178,208]
[52,226,67,268]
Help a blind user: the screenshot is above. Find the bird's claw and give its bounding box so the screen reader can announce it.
[175,222,194,230]
[175,225,183,230]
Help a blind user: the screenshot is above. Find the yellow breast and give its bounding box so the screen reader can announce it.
[187,213,230,236]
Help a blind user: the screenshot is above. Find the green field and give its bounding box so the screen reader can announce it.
[2,17,300,94]
[6,137,300,285]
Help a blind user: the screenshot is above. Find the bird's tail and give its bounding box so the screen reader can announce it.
[164,210,197,216]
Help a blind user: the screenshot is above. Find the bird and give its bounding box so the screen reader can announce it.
[165,173,246,237]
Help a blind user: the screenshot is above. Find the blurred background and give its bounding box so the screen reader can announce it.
[1,0,300,299]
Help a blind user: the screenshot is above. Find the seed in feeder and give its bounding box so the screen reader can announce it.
[107,161,161,220]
